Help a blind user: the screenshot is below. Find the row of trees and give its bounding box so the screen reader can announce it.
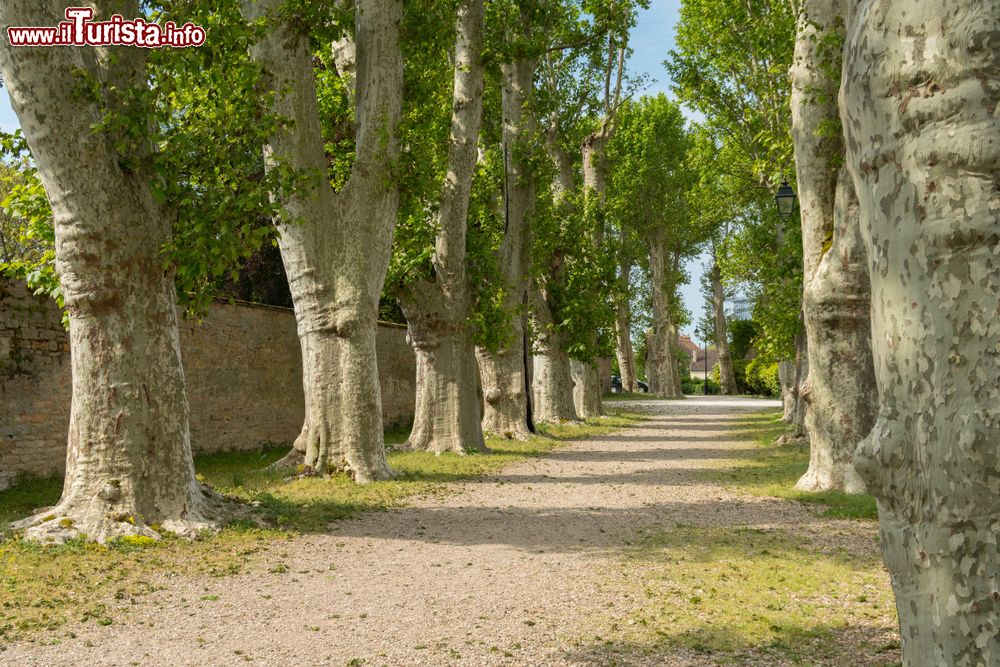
[664,0,1000,662]
[0,0,709,541]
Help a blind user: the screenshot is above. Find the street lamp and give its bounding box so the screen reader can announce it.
[775,180,797,221]
[695,326,708,396]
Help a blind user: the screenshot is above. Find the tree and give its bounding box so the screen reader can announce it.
[244,0,403,481]
[396,0,487,453]
[0,0,229,542]
[842,0,1000,661]
[606,96,696,398]
[475,1,536,440]
[790,0,875,493]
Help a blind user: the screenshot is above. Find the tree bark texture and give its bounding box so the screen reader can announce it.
[398,0,485,454]
[647,229,681,397]
[791,0,875,492]
[530,124,579,423]
[571,128,612,417]
[711,261,738,395]
[245,0,402,481]
[843,1,1000,662]
[614,257,638,393]
[778,360,796,421]
[0,0,225,542]
[797,168,876,493]
[531,286,578,422]
[477,55,534,440]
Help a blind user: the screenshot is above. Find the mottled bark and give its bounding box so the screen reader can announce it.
[791,0,875,491]
[477,55,534,439]
[530,113,578,423]
[778,360,796,421]
[842,1,1000,662]
[614,258,638,393]
[531,287,578,423]
[797,169,875,493]
[245,0,402,481]
[570,129,611,418]
[0,1,225,542]
[398,0,485,454]
[711,262,738,395]
[647,229,681,397]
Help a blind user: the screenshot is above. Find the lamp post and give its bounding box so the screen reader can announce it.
[775,180,797,221]
[696,326,708,396]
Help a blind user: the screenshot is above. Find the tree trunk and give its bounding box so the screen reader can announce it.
[245,0,402,481]
[777,360,796,421]
[571,360,602,418]
[791,329,808,435]
[796,169,875,493]
[397,0,485,454]
[647,229,681,397]
[711,262,738,395]
[531,287,578,422]
[570,128,612,418]
[614,307,638,394]
[843,1,1000,661]
[790,0,875,491]
[0,1,225,543]
[477,55,534,439]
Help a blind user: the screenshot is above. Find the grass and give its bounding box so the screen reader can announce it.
[569,410,896,666]
[602,392,686,401]
[0,410,642,644]
[582,525,898,666]
[698,409,878,520]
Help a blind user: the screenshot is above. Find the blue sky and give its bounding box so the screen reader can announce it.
[0,0,708,341]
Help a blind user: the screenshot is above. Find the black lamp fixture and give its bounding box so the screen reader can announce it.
[775,180,797,221]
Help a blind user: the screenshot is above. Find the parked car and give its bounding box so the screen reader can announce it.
[610,375,649,394]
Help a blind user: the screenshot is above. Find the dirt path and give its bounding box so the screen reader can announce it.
[8,396,884,667]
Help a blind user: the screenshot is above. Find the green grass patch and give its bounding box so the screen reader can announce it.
[597,526,897,665]
[0,411,642,643]
[700,409,878,520]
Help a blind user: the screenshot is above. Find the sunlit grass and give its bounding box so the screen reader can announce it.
[587,526,898,665]
[0,410,642,643]
[700,409,878,520]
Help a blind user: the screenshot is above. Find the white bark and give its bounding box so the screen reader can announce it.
[531,286,578,423]
[245,0,402,481]
[646,229,681,397]
[791,0,875,492]
[397,0,485,454]
[797,168,875,493]
[778,359,796,421]
[614,258,638,393]
[842,1,1000,661]
[477,55,534,440]
[531,117,578,423]
[711,261,738,395]
[0,1,225,542]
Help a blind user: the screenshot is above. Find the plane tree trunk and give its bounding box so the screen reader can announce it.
[0,0,227,542]
[790,0,875,492]
[646,229,681,397]
[398,0,486,454]
[843,0,1000,661]
[245,0,402,481]
[614,258,638,393]
[711,261,738,395]
[476,55,534,440]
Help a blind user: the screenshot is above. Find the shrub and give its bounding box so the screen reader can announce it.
[745,358,781,397]
[711,359,751,394]
[682,377,720,395]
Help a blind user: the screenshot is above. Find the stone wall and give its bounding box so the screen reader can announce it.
[0,279,415,490]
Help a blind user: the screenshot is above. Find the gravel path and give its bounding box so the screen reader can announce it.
[8,395,877,667]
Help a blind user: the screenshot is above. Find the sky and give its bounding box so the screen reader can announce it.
[0,0,710,342]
